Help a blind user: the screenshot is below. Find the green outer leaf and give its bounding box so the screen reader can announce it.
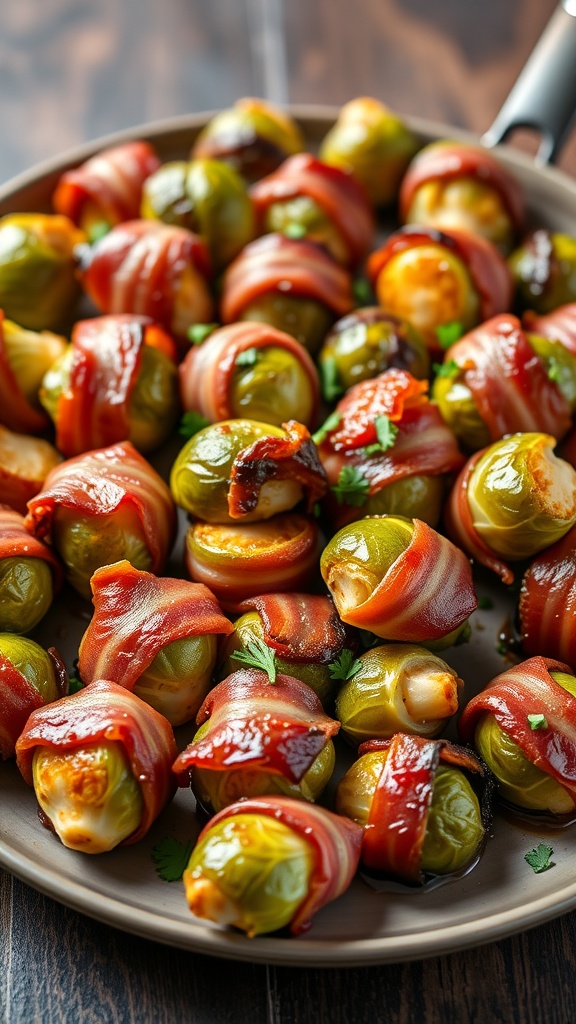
[524,844,555,874]
[152,836,195,882]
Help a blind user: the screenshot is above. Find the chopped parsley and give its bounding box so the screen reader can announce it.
[312,410,342,446]
[152,836,195,882]
[179,410,211,439]
[433,358,460,380]
[187,323,219,345]
[436,321,463,349]
[231,636,278,683]
[547,358,562,383]
[235,347,259,367]
[319,356,344,403]
[329,648,362,682]
[352,278,373,305]
[527,713,548,731]
[283,222,307,240]
[524,844,555,874]
[331,465,370,507]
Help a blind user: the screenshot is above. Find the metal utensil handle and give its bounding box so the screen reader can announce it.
[482,0,576,164]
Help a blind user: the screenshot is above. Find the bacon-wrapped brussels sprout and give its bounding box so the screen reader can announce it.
[0,312,67,435]
[179,322,319,429]
[39,315,179,457]
[251,153,375,268]
[0,636,65,760]
[432,314,576,451]
[0,506,61,633]
[366,226,513,353]
[218,592,355,706]
[191,98,305,183]
[319,97,418,207]
[0,426,61,514]
[459,657,576,824]
[25,441,176,600]
[0,214,85,331]
[185,513,322,613]
[523,302,576,356]
[141,158,255,270]
[77,220,213,342]
[335,644,463,744]
[320,515,477,646]
[510,230,576,313]
[318,307,430,397]
[182,795,362,936]
[220,233,354,355]
[399,141,524,252]
[52,141,161,243]
[170,418,326,524]
[16,678,178,852]
[78,560,232,725]
[445,432,576,584]
[336,733,488,882]
[518,526,576,665]
[316,368,464,529]
[173,668,338,812]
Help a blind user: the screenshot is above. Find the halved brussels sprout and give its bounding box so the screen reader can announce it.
[132,634,217,726]
[0,559,54,634]
[0,633,60,703]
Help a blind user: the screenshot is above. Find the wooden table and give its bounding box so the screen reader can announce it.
[2,2,576,1021]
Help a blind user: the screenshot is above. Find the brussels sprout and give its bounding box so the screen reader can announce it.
[526,333,576,412]
[467,433,576,560]
[31,741,144,853]
[183,813,314,936]
[264,194,348,266]
[359,473,445,526]
[406,177,514,252]
[229,346,315,426]
[51,507,153,600]
[141,159,255,270]
[132,634,217,726]
[238,293,334,356]
[318,308,430,391]
[0,633,59,702]
[373,244,481,350]
[2,320,67,410]
[0,558,54,634]
[0,214,85,330]
[191,99,305,182]
[322,515,414,614]
[509,230,576,313]
[191,735,335,813]
[319,97,418,207]
[170,419,303,523]
[432,371,492,452]
[335,644,462,743]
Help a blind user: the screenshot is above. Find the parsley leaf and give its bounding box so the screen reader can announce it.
[331,465,370,507]
[433,358,460,380]
[187,323,219,346]
[319,356,344,403]
[436,321,463,349]
[527,713,548,730]
[329,648,362,681]
[87,221,111,244]
[152,836,194,882]
[312,410,342,445]
[283,222,307,240]
[352,278,373,305]
[231,636,278,683]
[179,410,211,439]
[67,673,85,695]
[547,358,562,383]
[524,844,555,874]
[375,415,399,451]
[235,347,259,368]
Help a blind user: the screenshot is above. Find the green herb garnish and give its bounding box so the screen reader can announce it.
[374,415,398,451]
[331,465,370,507]
[319,356,344,403]
[477,596,494,610]
[527,713,548,731]
[231,636,278,683]
[235,347,259,367]
[152,836,195,882]
[524,844,555,874]
[352,278,372,305]
[179,410,211,439]
[87,221,111,244]
[312,410,342,446]
[187,323,219,346]
[329,648,362,682]
[436,321,463,349]
[433,358,460,380]
[283,222,307,240]
[547,358,562,383]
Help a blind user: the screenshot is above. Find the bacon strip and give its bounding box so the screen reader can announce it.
[235,592,349,664]
[0,311,49,434]
[179,321,320,426]
[250,154,375,267]
[196,794,363,934]
[0,656,45,760]
[458,656,576,799]
[53,142,161,227]
[220,233,355,324]
[447,314,571,441]
[78,559,232,689]
[25,440,176,574]
[172,667,339,784]
[524,303,576,357]
[444,449,514,585]
[519,527,576,665]
[228,420,327,517]
[16,678,178,843]
[0,505,62,589]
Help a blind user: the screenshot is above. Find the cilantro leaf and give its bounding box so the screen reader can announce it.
[331,465,370,507]
[235,347,259,368]
[231,636,277,683]
[527,713,548,731]
[152,836,194,882]
[433,358,460,380]
[312,410,342,446]
[375,415,399,452]
[329,648,362,681]
[179,410,211,439]
[319,356,344,403]
[187,323,219,346]
[352,278,372,305]
[436,321,463,349]
[524,844,555,874]
[283,222,307,240]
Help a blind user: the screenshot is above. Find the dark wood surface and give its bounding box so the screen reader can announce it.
[2,3,576,1022]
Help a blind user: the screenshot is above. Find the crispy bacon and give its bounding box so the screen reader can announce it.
[172,667,339,784]
[0,657,45,760]
[519,528,576,665]
[78,559,233,688]
[0,505,62,589]
[458,656,576,800]
[220,233,355,324]
[53,141,161,227]
[0,311,49,434]
[235,592,349,664]
[195,794,363,934]
[444,449,514,584]
[16,678,178,843]
[179,321,320,426]
[524,303,576,357]
[250,154,375,267]
[25,440,176,574]
[228,420,327,517]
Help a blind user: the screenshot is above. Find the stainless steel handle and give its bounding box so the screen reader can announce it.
[482,0,576,164]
